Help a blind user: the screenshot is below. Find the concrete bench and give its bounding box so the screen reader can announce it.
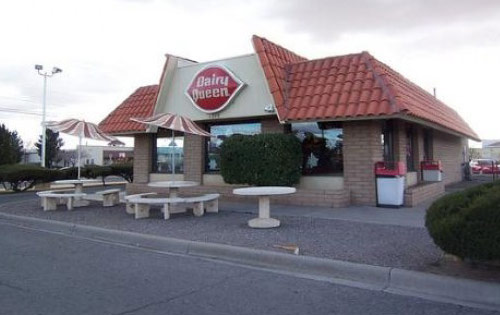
[127,193,220,220]
[182,193,220,215]
[95,189,121,207]
[36,191,87,211]
[123,193,158,215]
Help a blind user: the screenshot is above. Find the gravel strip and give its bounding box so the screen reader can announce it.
[0,199,443,270]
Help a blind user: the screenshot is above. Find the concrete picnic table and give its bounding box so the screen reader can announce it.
[147,181,199,198]
[52,179,100,207]
[53,179,99,193]
[232,186,296,228]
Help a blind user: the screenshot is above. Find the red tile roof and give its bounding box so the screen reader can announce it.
[253,35,478,140]
[252,35,307,120]
[98,85,159,135]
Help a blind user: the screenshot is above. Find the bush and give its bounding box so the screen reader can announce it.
[220,133,302,186]
[110,163,133,183]
[0,164,62,192]
[81,165,112,185]
[425,181,500,260]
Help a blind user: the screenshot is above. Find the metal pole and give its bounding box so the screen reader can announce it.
[171,129,175,176]
[78,133,82,179]
[41,75,47,168]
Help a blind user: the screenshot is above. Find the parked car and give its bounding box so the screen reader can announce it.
[470,159,498,174]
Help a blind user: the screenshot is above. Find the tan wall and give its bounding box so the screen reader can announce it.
[183,133,204,182]
[406,172,418,187]
[343,120,383,205]
[203,173,344,190]
[404,181,445,207]
[393,120,407,165]
[297,176,344,190]
[133,134,153,184]
[433,131,467,184]
[150,174,184,181]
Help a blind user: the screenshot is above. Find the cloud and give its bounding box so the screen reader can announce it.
[266,0,500,40]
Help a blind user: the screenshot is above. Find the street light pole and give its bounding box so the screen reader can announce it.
[35,65,62,168]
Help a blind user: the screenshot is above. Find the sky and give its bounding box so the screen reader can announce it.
[1,0,499,149]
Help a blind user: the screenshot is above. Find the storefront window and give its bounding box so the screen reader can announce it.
[153,135,184,174]
[406,126,416,171]
[423,129,433,161]
[206,122,261,172]
[291,122,343,175]
[382,120,394,162]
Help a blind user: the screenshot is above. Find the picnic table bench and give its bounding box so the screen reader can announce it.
[94,188,121,207]
[36,190,87,211]
[126,193,220,220]
[123,192,158,214]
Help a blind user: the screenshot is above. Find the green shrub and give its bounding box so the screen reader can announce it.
[425,181,500,260]
[220,133,302,186]
[110,163,133,183]
[81,165,112,185]
[0,164,57,192]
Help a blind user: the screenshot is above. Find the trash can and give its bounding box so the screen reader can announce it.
[421,160,442,182]
[375,161,406,207]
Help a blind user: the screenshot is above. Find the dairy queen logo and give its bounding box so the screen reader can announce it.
[185,65,245,113]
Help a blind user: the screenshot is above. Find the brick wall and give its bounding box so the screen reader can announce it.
[133,134,153,184]
[414,126,425,181]
[404,181,445,207]
[125,182,350,207]
[433,131,467,184]
[393,120,407,164]
[343,120,383,205]
[183,133,204,182]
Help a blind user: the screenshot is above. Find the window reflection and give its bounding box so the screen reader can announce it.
[206,122,261,172]
[155,136,184,174]
[291,122,343,175]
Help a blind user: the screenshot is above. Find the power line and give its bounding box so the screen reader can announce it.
[0,107,57,117]
[0,95,63,107]
[0,95,40,104]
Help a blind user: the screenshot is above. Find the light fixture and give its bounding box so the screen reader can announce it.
[34,64,63,168]
[264,104,275,113]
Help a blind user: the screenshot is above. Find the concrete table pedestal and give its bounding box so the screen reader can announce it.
[148,181,199,213]
[233,187,296,229]
[53,179,99,207]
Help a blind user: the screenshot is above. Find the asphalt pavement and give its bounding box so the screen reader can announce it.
[1,222,497,315]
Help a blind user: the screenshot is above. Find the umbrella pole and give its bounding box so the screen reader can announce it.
[78,133,82,179]
[171,129,175,177]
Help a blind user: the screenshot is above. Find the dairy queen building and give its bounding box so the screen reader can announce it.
[99,35,479,208]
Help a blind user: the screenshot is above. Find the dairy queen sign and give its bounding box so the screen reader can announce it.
[185,65,245,113]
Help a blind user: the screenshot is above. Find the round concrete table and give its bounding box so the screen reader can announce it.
[148,181,199,198]
[53,179,99,207]
[233,186,296,228]
[53,179,99,193]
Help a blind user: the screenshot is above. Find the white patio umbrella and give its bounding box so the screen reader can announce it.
[130,113,211,175]
[45,119,119,179]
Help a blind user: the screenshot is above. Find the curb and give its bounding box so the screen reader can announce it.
[0,212,499,311]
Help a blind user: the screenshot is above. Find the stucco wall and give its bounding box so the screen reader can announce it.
[156,54,276,122]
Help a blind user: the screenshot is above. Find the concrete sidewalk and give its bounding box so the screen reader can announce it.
[221,201,430,228]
